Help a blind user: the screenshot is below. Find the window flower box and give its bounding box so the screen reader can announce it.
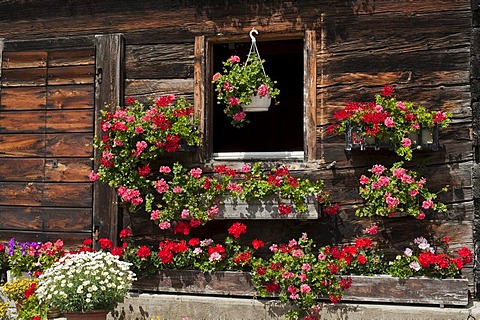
[345,122,439,152]
[215,196,319,220]
[132,270,469,307]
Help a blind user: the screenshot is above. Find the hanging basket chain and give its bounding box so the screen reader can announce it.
[245,28,268,78]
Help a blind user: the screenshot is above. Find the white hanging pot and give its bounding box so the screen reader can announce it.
[241,94,272,112]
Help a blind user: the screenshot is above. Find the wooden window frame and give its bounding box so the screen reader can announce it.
[194,30,317,163]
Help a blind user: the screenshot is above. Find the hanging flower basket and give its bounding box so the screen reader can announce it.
[241,94,272,112]
[212,28,280,128]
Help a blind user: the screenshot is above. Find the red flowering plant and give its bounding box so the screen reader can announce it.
[321,237,387,276]
[212,53,280,128]
[155,222,263,272]
[387,236,473,279]
[327,86,451,160]
[356,161,447,219]
[148,162,333,234]
[91,95,201,212]
[251,233,351,320]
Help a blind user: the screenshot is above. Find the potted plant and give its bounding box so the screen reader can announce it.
[327,86,451,160]
[356,162,448,219]
[90,95,201,213]
[36,251,136,320]
[212,52,280,128]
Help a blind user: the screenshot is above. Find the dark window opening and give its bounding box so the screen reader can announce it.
[212,39,304,154]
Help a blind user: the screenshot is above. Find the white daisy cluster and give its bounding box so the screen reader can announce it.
[36,251,136,313]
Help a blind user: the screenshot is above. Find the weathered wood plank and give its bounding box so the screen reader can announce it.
[0,182,43,206]
[45,158,92,182]
[2,51,47,69]
[0,182,92,208]
[47,65,95,85]
[94,34,123,243]
[46,85,94,109]
[0,109,101,133]
[45,133,93,157]
[3,36,95,52]
[47,49,95,67]
[133,270,469,306]
[0,158,44,181]
[305,29,317,161]
[0,87,46,110]
[43,183,93,207]
[0,111,45,133]
[1,67,47,87]
[45,109,94,132]
[133,270,255,296]
[0,206,92,232]
[125,43,194,79]
[0,134,45,157]
[342,275,469,306]
[125,79,194,102]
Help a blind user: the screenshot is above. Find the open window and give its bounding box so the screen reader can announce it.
[194,31,317,162]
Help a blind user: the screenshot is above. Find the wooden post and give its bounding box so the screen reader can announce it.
[304,30,317,162]
[0,38,3,105]
[93,34,124,244]
[194,36,206,162]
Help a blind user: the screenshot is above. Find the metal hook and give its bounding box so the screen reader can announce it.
[249,28,258,44]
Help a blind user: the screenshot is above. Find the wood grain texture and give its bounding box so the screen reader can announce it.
[46,85,94,109]
[2,51,47,69]
[1,67,46,86]
[133,270,469,306]
[93,34,123,243]
[125,43,195,79]
[0,182,92,207]
[0,158,44,181]
[0,87,46,110]
[45,109,94,132]
[125,79,194,102]
[47,49,95,67]
[45,133,93,157]
[44,158,92,182]
[43,183,92,207]
[0,206,91,231]
[0,111,46,133]
[0,134,45,157]
[47,65,95,85]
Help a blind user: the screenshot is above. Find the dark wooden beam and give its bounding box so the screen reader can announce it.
[93,34,124,245]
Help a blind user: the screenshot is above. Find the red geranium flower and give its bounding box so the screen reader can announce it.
[228,222,247,239]
[136,245,151,259]
[99,238,113,250]
[252,239,265,250]
[119,228,132,239]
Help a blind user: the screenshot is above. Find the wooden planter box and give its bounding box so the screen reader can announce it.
[133,270,469,307]
[215,197,319,220]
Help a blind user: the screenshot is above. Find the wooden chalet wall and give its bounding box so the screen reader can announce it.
[0,0,475,293]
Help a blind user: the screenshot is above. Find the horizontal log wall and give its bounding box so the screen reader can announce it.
[0,0,475,295]
[0,42,95,246]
